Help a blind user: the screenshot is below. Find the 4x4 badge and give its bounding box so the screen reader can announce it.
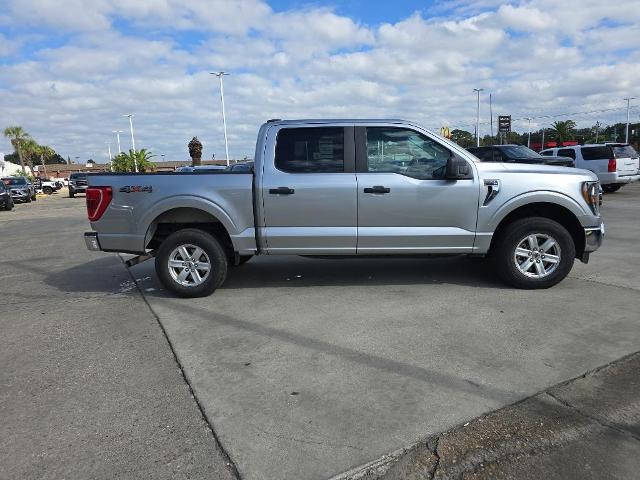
[119,185,152,193]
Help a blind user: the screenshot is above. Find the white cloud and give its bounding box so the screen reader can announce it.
[1,0,639,161]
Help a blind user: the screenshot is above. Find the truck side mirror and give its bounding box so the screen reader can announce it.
[445,155,472,180]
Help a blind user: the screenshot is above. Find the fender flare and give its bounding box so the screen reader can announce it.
[486,190,587,232]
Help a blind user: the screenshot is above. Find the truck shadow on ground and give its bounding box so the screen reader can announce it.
[219,255,505,291]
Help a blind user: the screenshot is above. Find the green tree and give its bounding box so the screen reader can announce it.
[35,145,55,178]
[3,126,30,174]
[550,120,576,144]
[111,149,154,172]
[20,138,40,175]
[450,129,474,148]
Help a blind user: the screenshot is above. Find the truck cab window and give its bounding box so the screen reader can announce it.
[365,127,450,179]
[275,127,344,173]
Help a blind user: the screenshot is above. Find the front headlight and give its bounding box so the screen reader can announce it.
[581,181,600,215]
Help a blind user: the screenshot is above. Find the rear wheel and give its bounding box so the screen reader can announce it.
[492,217,575,289]
[69,189,75,198]
[4,200,13,211]
[43,186,53,195]
[25,196,32,203]
[602,184,622,193]
[155,228,228,298]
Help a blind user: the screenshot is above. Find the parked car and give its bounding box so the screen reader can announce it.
[2,176,36,202]
[39,178,62,194]
[0,181,14,210]
[541,144,640,193]
[226,162,254,172]
[84,119,604,297]
[175,165,228,172]
[68,172,88,197]
[468,145,575,167]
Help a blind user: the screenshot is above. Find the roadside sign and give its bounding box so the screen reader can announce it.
[498,116,511,133]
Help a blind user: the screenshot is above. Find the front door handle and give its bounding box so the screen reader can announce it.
[269,187,295,195]
[363,185,390,194]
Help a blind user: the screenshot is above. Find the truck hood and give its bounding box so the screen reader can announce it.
[475,161,597,181]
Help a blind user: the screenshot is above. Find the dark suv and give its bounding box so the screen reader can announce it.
[68,172,88,197]
[468,145,575,167]
[0,181,14,210]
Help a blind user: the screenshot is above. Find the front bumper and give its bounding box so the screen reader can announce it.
[84,232,102,251]
[10,189,30,202]
[581,223,605,263]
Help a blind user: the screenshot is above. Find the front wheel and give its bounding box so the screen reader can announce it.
[31,194,37,201]
[492,217,575,289]
[69,190,75,198]
[155,228,228,298]
[43,186,53,195]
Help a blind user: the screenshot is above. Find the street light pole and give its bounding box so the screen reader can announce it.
[123,114,137,172]
[112,130,123,154]
[210,72,230,166]
[526,118,532,148]
[489,92,493,145]
[107,142,113,171]
[473,88,484,147]
[624,97,635,144]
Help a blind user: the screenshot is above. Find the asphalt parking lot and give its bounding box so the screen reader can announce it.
[1,184,639,480]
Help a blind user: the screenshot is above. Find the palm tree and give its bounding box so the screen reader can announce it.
[36,145,55,179]
[111,149,155,172]
[20,138,39,176]
[3,126,30,174]
[550,120,577,144]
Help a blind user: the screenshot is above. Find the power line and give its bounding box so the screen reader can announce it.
[447,105,639,130]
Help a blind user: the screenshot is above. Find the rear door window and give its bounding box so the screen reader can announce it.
[557,149,576,159]
[580,146,611,160]
[612,145,638,159]
[275,127,344,173]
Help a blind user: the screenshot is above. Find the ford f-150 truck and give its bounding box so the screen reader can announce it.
[84,119,604,297]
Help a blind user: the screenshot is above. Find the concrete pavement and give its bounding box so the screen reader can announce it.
[0,192,237,480]
[133,183,640,479]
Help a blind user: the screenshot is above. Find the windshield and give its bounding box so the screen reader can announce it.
[2,177,27,186]
[500,145,541,159]
[71,174,87,179]
[612,145,638,159]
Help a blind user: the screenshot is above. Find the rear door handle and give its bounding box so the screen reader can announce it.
[363,185,390,194]
[269,187,295,195]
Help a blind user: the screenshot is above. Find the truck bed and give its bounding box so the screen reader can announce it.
[87,171,256,254]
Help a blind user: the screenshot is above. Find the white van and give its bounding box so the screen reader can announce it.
[541,143,639,192]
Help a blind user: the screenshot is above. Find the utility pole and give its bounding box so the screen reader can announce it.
[107,142,112,171]
[624,97,635,144]
[595,121,601,143]
[112,130,123,154]
[211,72,230,166]
[526,118,532,148]
[489,93,494,145]
[473,88,484,147]
[123,114,137,172]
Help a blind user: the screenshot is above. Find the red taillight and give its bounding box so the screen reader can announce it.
[86,186,112,221]
[608,158,616,172]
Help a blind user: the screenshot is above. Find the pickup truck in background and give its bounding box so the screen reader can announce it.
[84,119,604,297]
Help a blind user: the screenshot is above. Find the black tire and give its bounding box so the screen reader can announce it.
[602,184,622,193]
[5,200,13,211]
[31,194,37,201]
[236,255,253,266]
[25,196,32,203]
[492,217,575,289]
[43,186,53,195]
[69,190,75,198]
[155,228,228,298]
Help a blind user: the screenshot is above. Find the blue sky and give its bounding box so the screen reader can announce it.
[1,0,639,162]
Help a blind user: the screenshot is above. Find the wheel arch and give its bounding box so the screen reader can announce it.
[489,202,585,258]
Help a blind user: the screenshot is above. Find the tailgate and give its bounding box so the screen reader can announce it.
[613,146,640,176]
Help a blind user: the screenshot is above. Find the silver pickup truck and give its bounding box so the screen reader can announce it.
[84,119,604,297]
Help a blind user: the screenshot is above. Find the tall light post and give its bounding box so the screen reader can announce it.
[107,142,113,171]
[624,97,636,144]
[541,127,545,152]
[473,88,484,147]
[123,114,137,172]
[210,72,230,166]
[595,121,601,143]
[112,130,123,154]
